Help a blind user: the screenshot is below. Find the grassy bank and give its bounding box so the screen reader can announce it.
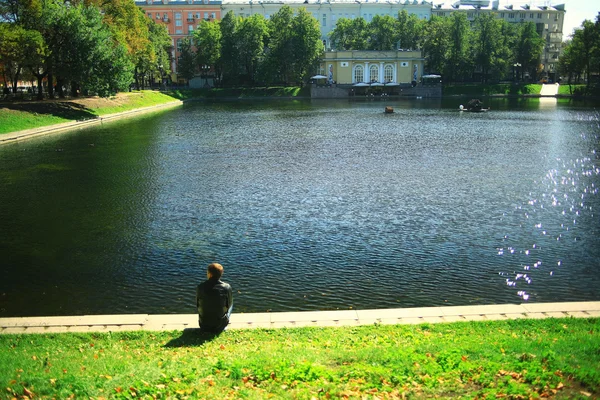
[1,318,598,399]
[164,86,309,101]
[443,83,542,96]
[0,91,179,135]
[557,84,600,96]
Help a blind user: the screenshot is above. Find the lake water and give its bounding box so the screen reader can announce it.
[1,97,599,317]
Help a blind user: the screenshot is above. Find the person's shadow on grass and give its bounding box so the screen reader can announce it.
[164,328,222,348]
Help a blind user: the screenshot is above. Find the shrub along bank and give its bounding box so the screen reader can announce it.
[1,318,598,399]
[442,83,543,96]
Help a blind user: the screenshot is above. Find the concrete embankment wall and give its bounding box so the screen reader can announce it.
[311,84,442,98]
[2,302,599,334]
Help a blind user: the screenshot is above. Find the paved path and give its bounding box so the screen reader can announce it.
[1,302,598,334]
[540,83,560,96]
[0,100,182,144]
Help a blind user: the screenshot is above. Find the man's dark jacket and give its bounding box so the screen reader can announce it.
[196,278,232,332]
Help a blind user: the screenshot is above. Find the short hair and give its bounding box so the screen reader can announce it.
[207,263,224,279]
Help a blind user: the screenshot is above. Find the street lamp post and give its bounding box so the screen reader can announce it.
[202,65,210,88]
[158,64,165,90]
[513,63,521,82]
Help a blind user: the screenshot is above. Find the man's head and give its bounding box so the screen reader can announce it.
[207,263,224,280]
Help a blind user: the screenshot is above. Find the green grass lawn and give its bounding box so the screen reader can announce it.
[0,91,180,135]
[443,83,542,96]
[1,318,598,399]
[557,84,591,96]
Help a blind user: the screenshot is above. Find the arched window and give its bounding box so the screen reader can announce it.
[354,65,364,83]
[384,65,394,83]
[369,65,379,82]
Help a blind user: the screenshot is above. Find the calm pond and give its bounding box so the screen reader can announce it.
[1,97,599,316]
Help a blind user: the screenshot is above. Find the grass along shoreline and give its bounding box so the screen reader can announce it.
[0,91,180,135]
[1,318,598,399]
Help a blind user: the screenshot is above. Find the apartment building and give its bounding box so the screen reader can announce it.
[432,0,565,80]
[136,0,222,79]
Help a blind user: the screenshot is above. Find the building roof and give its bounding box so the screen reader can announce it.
[432,0,565,12]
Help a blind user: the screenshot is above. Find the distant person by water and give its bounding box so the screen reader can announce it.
[196,263,233,333]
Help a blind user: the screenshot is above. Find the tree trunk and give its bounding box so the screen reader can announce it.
[56,77,65,98]
[48,72,54,98]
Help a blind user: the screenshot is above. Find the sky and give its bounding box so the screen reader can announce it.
[560,0,600,38]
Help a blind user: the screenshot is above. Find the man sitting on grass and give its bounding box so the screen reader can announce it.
[196,263,233,333]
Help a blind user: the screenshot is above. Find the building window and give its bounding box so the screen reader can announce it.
[351,14,355,19]
[369,65,378,82]
[322,39,327,49]
[175,13,181,19]
[500,12,505,18]
[354,65,364,83]
[204,12,208,19]
[537,13,542,18]
[332,14,337,23]
[509,13,514,19]
[519,13,525,19]
[384,65,394,82]
[163,13,168,19]
[188,12,193,19]
[211,12,216,19]
[467,12,474,18]
[176,29,183,34]
[156,13,160,19]
[176,19,183,26]
[196,12,201,19]
[176,38,183,51]
[148,13,152,18]
[188,25,194,33]
[322,14,326,26]
[529,13,533,18]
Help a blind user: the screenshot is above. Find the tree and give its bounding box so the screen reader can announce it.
[194,19,221,85]
[147,18,172,88]
[0,24,45,93]
[495,20,517,81]
[421,16,449,75]
[177,38,197,84]
[368,15,398,51]
[397,10,423,50]
[264,6,295,84]
[290,8,323,84]
[236,14,268,84]
[445,12,471,82]
[471,13,502,82]
[514,22,544,81]
[219,11,240,85]
[329,17,368,50]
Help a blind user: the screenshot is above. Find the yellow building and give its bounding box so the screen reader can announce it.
[319,50,425,85]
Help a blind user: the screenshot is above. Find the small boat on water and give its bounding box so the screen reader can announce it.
[459,99,490,112]
[384,106,394,114]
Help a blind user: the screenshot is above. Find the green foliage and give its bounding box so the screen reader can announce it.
[559,15,600,87]
[0,318,598,398]
[443,83,542,96]
[368,15,398,50]
[396,10,422,50]
[177,38,197,83]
